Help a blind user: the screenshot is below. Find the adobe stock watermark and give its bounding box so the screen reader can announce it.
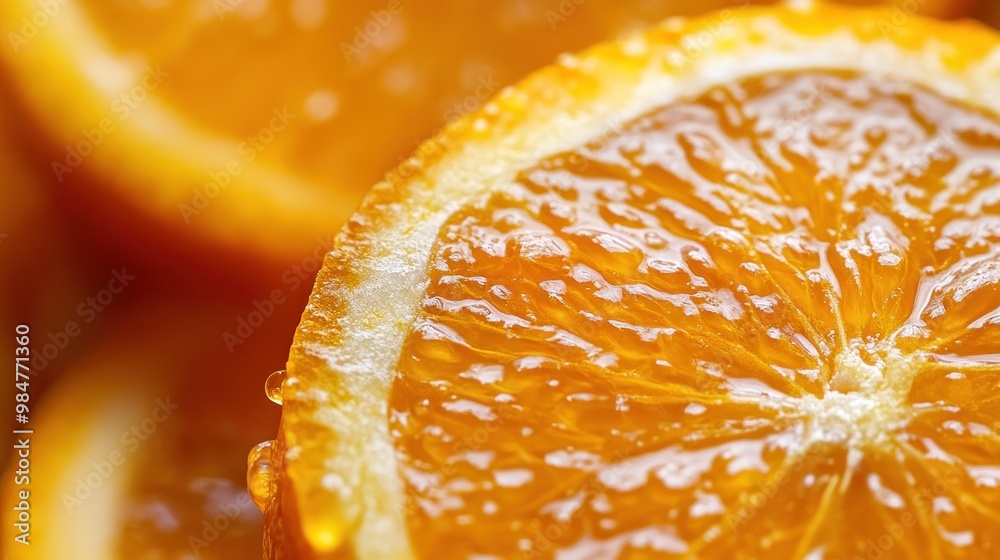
[852,461,965,560]
[393,399,520,524]
[6,0,71,53]
[544,0,586,31]
[522,451,630,559]
[62,396,179,513]
[901,127,958,175]
[51,65,169,182]
[187,482,259,556]
[212,0,249,19]
[442,73,502,123]
[735,81,833,176]
[340,0,412,62]
[384,70,500,188]
[762,82,831,154]
[546,0,749,34]
[877,0,933,38]
[665,0,751,70]
[222,234,334,352]
[178,107,295,223]
[31,268,137,373]
[392,395,629,558]
[548,117,626,191]
[723,455,807,531]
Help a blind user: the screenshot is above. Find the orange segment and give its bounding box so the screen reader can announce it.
[391,69,1000,558]
[265,2,1000,559]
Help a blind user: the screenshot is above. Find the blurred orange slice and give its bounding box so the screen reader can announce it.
[264,2,1000,558]
[0,0,977,270]
[0,297,299,560]
[0,315,169,560]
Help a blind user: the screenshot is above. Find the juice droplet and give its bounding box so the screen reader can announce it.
[265,369,285,405]
[247,440,274,511]
[300,484,354,554]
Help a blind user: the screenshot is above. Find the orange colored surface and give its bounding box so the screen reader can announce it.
[0,0,977,272]
[1,2,997,560]
[390,71,1000,557]
[73,0,971,192]
[117,301,302,560]
[0,92,115,456]
[0,298,300,560]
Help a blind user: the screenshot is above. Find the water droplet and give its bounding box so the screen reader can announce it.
[265,370,285,405]
[247,440,274,511]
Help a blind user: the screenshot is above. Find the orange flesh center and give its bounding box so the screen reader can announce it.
[391,70,1000,559]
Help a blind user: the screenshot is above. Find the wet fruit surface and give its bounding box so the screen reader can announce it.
[390,71,1000,559]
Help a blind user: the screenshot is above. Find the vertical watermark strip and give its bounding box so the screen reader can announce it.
[12,323,33,546]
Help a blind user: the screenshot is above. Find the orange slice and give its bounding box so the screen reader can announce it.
[0,309,172,560]
[0,0,975,271]
[0,298,298,560]
[262,2,1000,559]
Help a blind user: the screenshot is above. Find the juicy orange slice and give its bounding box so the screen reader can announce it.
[390,68,1000,559]
[264,2,1000,558]
[0,0,974,269]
